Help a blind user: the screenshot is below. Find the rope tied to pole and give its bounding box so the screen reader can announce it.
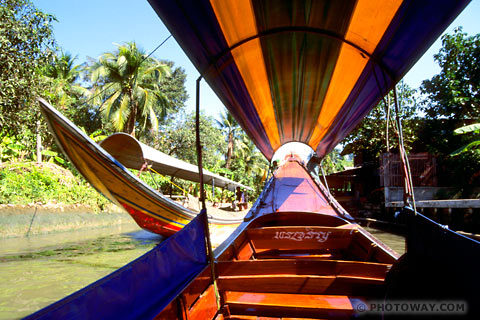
[392,86,417,215]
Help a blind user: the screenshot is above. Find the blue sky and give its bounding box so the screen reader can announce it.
[34,0,479,120]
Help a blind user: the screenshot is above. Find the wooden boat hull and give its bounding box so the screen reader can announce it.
[37,98,241,237]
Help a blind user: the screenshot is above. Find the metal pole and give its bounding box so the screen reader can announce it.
[195,76,220,310]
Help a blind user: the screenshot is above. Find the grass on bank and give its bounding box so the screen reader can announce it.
[0,161,135,238]
[0,162,109,210]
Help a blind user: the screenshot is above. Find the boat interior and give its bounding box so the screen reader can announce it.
[157,210,398,319]
[155,156,399,319]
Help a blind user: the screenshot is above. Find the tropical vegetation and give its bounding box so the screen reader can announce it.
[0,0,269,207]
[89,42,171,138]
[341,27,480,194]
[0,162,109,209]
[1,0,478,210]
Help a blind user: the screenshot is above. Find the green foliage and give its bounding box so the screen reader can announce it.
[0,162,109,209]
[228,133,269,198]
[41,51,89,111]
[454,123,480,135]
[89,42,172,137]
[40,149,64,165]
[216,110,241,169]
[152,109,268,198]
[157,61,188,112]
[0,135,26,163]
[451,123,480,156]
[421,28,480,119]
[0,0,55,138]
[341,81,419,161]
[322,149,353,175]
[154,110,226,170]
[417,29,480,190]
[449,123,480,187]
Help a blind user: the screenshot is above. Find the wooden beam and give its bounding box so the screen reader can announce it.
[387,199,480,208]
[218,275,336,294]
[216,259,391,279]
[188,285,218,320]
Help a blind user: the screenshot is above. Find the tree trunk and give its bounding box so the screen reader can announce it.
[225,132,233,169]
[125,96,137,137]
[36,120,42,163]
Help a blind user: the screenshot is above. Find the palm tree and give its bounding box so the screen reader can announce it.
[90,42,170,137]
[44,51,82,83]
[41,51,89,162]
[236,134,268,178]
[216,110,240,169]
[42,51,88,108]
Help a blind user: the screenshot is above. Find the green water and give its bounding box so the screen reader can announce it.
[0,223,162,319]
[364,227,406,255]
[0,223,405,320]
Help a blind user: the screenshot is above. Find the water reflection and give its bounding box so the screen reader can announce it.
[364,226,406,255]
[0,223,160,320]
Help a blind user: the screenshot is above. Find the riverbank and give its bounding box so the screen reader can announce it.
[0,203,133,238]
[0,202,249,239]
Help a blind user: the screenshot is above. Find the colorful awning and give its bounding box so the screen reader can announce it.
[148,0,469,160]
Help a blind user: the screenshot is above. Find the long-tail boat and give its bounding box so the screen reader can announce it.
[27,0,480,319]
[37,98,249,236]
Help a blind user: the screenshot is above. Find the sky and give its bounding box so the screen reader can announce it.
[33,0,480,120]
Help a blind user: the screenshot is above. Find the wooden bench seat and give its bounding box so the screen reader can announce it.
[216,259,391,278]
[216,259,389,296]
[217,274,384,295]
[223,291,365,319]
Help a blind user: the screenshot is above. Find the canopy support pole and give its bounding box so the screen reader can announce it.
[195,76,220,311]
[392,86,417,215]
[320,159,332,205]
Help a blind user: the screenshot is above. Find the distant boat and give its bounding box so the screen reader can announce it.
[38,98,247,237]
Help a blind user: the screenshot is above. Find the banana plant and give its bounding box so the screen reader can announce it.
[451,123,480,156]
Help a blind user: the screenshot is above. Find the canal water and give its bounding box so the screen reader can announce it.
[0,223,405,320]
[0,222,162,319]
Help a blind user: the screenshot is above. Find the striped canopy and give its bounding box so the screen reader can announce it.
[148,0,469,160]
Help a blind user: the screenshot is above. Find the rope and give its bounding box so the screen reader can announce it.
[26,206,38,237]
[148,166,190,195]
[75,35,172,111]
[147,168,163,194]
[320,159,332,205]
[372,65,417,214]
[393,86,417,214]
[386,94,391,152]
